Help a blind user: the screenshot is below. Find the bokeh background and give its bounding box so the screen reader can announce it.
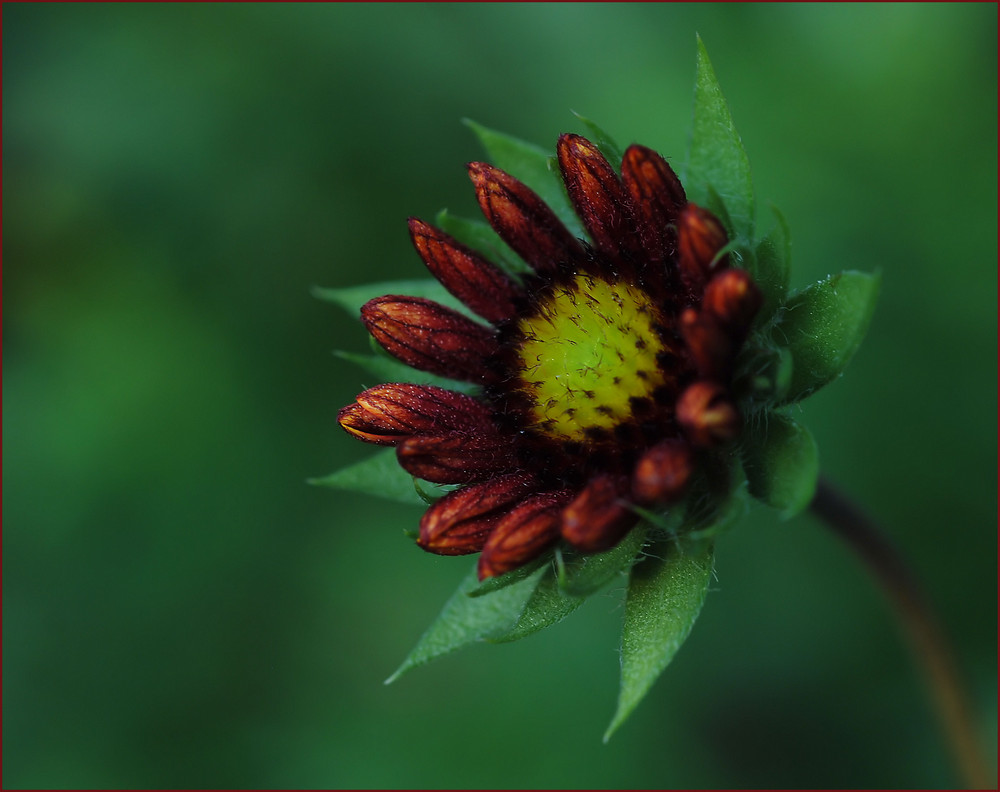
[4,3,996,789]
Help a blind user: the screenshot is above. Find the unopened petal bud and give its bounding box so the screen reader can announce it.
[338,384,493,445]
[621,144,687,263]
[397,431,516,484]
[680,307,734,380]
[561,474,637,553]
[677,381,740,447]
[632,439,693,505]
[677,203,729,289]
[702,268,762,340]
[477,491,571,580]
[418,473,536,555]
[469,161,583,275]
[408,218,523,324]
[557,133,642,264]
[361,296,500,383]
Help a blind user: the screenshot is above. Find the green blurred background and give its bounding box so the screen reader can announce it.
[4,3,996,788]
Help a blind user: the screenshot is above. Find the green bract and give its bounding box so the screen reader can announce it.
[315,37,878,738]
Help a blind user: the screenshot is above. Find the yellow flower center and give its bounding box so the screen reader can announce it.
[515,274,668,442]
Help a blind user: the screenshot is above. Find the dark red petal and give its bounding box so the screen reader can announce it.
[632,438,693,505]
[408,218,523,324]
[677,203,730,290]
[477,490,571,580]
[557,134,643,265]
[418,473,538,555]
[621,144,686,264]
[361,296,499,383]
[702,268,762,342]
[560,474,638,553]
[397,430,517,484]
[337,384,493,445]
[680,307,734,380]
[468,161,584,276]
[676,381,740,447]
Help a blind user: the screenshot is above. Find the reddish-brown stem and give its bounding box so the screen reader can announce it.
[810,477,992,789]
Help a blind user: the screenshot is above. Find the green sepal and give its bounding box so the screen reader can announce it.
[572,111,625,168]
[463,118,585,239]
[632,479,745,550]
[750,204,792,324]
[702,183,735,241]
[774,270,881,403]
[332,349,479,394]
[308,448,425,507]
[686,35,755,243]
[466,555,548,598]
[385,564,546,684]
[486,568,584,644]
[473,523,653,643]
[312,279,473,319]
[604,538,715,741]
[413,478,457,506]
[557,521,649,597]
[433,209,530,277]
[735,344,794,406]
[675,452,746,535]
[742,413,819,517]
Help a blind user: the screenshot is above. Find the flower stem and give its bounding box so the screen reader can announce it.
[810,477,992,789]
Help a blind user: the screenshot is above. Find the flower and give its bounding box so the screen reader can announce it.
[338,134,762,580]
[323,42,880,740]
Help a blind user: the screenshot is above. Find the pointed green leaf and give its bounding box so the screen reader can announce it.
[386,564,546,683]
[467,555,548,598]
[742,413,819,517]
[686,36,755,242]
[572,111,625,168]
[312,279,472,319]
[605,539,714,741]
[477,523,652,643]
[751,204,792,324]
[702,182,735,237]
[463,119,585,239]
[332,350,479,394]
[309,448,424,506]
[434,209,531,276]
[487,569,584,643]
[557,521,649,597]
[775,270,881,403]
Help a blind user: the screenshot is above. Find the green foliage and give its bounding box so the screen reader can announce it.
[309,448,425,507]
[752,205,792,324]
[332,349,479,394]
[605,539,714,741]
[775,271,881,403]
[434,209,531,276]
[571,111,625,168]
[685,35,755,242]
[743,413,819,517]
[386,565,547,683]
[557,521,648,597]
[467,556,549,597]
[312,279,471,319]
[487,570,585,643]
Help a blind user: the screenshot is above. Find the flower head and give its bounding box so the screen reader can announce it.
[338,133,761,580]
[318,38,879,740]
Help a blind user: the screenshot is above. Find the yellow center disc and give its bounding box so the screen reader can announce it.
[516,274,667,441]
